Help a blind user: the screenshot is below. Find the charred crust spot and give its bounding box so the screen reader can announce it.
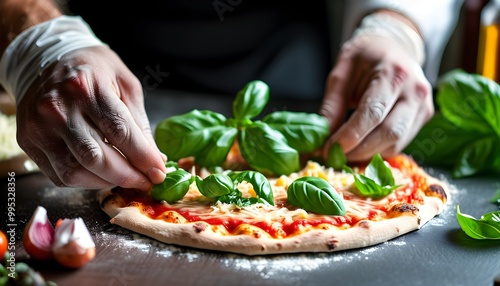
[100,194,113,209]
[276,243,283,250]
[193,223,207,233]
[358,221,370,229]
[260,245,266,251]
[252,230,261,238]
[388,203,419,218]
[425,184,447,202]
[327,238,339,251]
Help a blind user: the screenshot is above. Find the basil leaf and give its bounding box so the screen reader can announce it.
[364,154,395,186]
[405,70,500,178]
[262,111,329,152]
[453,136,500,178]
[437,70,500,136]
[239,121,299,176]
[151,169,194,203]
[404,114,483,166]
[456,205,500,239]
[326,142,347,170]
[196,127,238,167]
[233,80,269,123]
[344,154,402,199]
[155,110,227,161]
[287,177,346,215]
[231,171,274,206]
[195,173,234,198]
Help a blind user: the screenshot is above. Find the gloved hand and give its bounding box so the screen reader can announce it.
[320,12,433,162]
[16,45,167,190]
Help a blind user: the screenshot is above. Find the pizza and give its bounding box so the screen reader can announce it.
[98,153,448,255]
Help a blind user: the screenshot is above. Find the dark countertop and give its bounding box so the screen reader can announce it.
[1,88,499,286]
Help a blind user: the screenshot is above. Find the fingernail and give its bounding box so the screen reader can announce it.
[160,152,168,163]
[148,167,166,184]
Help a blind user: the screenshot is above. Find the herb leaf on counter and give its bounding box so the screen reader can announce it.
[456,205,500,240]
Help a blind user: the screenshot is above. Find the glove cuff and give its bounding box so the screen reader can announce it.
[352,13,426,66]
[0,15,105,104]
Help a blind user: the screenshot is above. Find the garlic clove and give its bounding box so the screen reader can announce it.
[22,206,54,260]
[52,218,96,268]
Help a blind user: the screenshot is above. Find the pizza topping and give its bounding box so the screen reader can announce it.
[326,142,347,170]
[345,154,402,199]
[155,80,329,176]
[151,169,194,203]
[196,173,234,198]
[287,177,346,215]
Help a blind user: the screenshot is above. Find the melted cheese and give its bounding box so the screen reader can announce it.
[161,160,415,230]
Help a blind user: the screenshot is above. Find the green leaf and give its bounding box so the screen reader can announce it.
[262,111,329,152]
[195,173,234,199]
[151,169,194,203]
[231,171,274,206]
[155,110,227,161]
[364,154,395,186]
[287,177,346,215]
[233,80,270,123]
[239,121,299,176]
[405,70,500,178]
[404,113,483,167]
[326,142,347,170]
[344,154,402,199]
[437,70,500,136]
[195,127,238,167]
[453,136,500,178]
[456,205,500,239]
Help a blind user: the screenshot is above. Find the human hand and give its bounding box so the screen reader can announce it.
[320,13,433,162]
[16,46,167,190]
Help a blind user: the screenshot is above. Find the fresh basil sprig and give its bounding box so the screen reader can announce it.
[155,80,329,176]
[195,173,234,198]
[287,176,346,215]
[456,205,500,240]
[405,69,500,178]
[344,154,402,199]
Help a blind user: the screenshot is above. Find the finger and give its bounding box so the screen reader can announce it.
[118,76,167,163]
[329,68,402,154]
[61,113,154,191]
[87,89,167,185]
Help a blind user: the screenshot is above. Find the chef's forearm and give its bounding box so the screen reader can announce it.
[0,0,61,55]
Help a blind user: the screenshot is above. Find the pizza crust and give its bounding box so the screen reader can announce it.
[98,155,449,256]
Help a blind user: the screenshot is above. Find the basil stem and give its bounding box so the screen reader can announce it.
[456,205,500,239]
[231,171,274,206]
[287,176,346,215]
[195,173,234,198]
[233,80,270,123]
[151,169,194,203]
[239,121,299,176]
[262,111,329,153]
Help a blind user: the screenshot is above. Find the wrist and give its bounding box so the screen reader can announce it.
[0,15,105,104]
[352,11,426,65]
